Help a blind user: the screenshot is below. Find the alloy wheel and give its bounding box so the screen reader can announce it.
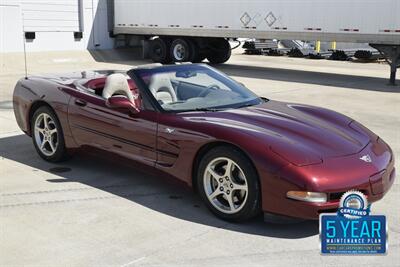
[203,157,248,214]
[34,113,58,156]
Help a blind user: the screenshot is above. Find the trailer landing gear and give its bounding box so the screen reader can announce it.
[370,44,400,86]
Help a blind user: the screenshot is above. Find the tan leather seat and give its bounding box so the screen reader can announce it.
[149,73,177,104]
[102,73,134,101]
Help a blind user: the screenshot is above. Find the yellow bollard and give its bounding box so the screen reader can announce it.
[315,40,321,53]
[331,41,337,50]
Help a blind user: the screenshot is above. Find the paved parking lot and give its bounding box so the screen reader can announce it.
[0,50,399,266]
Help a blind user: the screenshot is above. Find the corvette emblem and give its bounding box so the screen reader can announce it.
[165,128,175,134]
[359,154,372,163]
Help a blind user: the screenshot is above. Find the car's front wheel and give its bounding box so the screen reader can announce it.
[197,146,261,222]
[31,106,69,162]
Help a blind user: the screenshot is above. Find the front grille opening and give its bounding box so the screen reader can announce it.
[329,190,369,201]
[318,208,338,214]
[329,192,343,201]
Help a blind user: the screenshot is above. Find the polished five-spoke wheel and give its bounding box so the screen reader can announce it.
[197,146,260,222]
[34,113,58,156]
[204,157,248,214]
[31,106,69,162]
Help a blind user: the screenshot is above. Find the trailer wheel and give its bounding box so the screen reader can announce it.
[189,40,206,63]
[194,54,207,63]
[149,37,171,63]
[170,38,193,62]
[206,38,231,64]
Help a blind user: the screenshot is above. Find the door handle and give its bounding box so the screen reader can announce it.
[75,99,87,107]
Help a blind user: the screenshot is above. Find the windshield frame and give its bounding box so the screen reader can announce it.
[127,64,263,113]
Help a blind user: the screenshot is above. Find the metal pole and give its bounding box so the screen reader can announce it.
[22,12,28,79]
[78,0,84,32]
[23,32,28,79]
[331,41,336,50]
[315,40,321,53]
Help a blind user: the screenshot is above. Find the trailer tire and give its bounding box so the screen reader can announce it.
[194,54,207,63]
[149,37,171,63]
[170,38,195,62]
[206,38,231,64]
[188,39,205,63]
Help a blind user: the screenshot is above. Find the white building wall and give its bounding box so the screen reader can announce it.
[0,4,24,52]
[21,0,81,32]
[0,0,114,53]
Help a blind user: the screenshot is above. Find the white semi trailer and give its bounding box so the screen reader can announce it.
[113,0,400,84]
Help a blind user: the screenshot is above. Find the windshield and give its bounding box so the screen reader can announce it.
[131,64,262,112]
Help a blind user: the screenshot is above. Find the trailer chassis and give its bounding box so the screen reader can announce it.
[370,44,400,86]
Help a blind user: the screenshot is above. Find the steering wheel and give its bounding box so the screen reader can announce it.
[198,84,220,98]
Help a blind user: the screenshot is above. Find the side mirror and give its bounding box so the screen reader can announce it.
[106,95,140,114]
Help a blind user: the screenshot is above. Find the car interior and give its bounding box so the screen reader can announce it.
[81,73,232,109]
[82,74,142,108]
[78,69,251,112]
[144,71,243,111]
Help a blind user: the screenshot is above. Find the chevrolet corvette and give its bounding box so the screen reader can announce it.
[13,63,395,221]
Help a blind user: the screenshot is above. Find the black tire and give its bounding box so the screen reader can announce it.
[188,39,205,63]
[194,54,207,63]
[206,38,232,64]
[31,106,70,162]
[196,146,261,222]
[170,38,194,62]
[149,37,171,63]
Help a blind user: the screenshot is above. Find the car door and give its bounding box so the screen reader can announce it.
[67,89,158,166]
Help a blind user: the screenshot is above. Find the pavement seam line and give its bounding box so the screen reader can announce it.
[0,192,169,208]
[0,183,147,197]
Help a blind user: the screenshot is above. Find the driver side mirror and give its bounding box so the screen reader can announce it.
[106,95,140,115]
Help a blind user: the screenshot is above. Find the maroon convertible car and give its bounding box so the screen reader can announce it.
[13,63,395,221]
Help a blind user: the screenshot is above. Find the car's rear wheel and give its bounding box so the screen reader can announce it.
[197,146,260,222]
[31,106,69,162]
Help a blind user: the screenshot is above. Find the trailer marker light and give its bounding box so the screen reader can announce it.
[305,28,322,31]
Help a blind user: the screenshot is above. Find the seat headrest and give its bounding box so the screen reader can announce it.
[102,73,134,101]
[148,73,177,102]
[156,91,174,104]
[149,74,172,94]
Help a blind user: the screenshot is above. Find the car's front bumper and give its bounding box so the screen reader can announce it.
[261,138,395,220]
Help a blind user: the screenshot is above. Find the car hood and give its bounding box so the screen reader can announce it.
[191,100,371,166]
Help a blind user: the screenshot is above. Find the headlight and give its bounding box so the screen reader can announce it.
[286,191,327,203]
[270,145,322,166]
[349,120,378,141]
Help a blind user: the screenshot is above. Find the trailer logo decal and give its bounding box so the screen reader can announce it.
[265,12,277,27]
[240,12,251,27]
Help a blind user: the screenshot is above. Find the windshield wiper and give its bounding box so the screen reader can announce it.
[194,107,224,112]
[237,98,267,109]
[236,103,256,109]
